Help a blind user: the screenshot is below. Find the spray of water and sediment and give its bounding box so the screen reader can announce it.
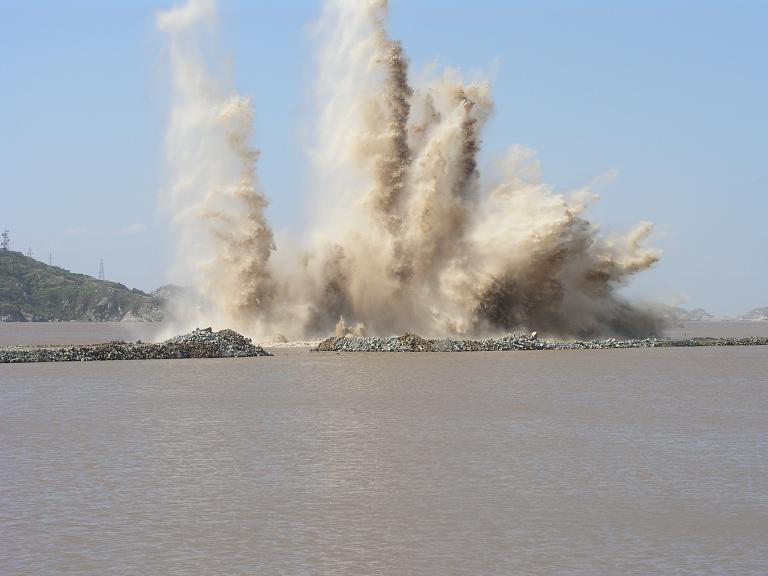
[158,0,663,340]
[157,0,276,335]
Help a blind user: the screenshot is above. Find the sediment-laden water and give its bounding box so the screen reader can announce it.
[1,322,767,575]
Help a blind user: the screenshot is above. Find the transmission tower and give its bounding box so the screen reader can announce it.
[27,246,33,259]
[99,259,105,280]
[1,229,8,251]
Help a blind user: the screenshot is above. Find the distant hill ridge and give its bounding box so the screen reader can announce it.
[0,250,162,322]
[741,307,768,321]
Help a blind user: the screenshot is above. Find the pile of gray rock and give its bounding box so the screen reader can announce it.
[0,328,271,363]
[313,333,768,352]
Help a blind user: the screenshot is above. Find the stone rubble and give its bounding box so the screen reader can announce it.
[0,328,271,363]
[313,333,768,352]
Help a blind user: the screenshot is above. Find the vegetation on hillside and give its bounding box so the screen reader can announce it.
[0,250,162,322]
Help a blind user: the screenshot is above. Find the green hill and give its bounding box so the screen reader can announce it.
[0,250,162,322]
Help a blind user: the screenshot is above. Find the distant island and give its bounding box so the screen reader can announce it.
[649,304,714,323]
[740,307,768,321]
[0,250,167,322]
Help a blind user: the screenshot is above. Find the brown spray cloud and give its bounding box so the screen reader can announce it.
[157,0,664,341]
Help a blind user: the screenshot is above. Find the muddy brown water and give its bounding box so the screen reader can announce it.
[1,322,767,575]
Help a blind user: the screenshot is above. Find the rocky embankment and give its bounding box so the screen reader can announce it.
[313,333,768,352]
[0,328,270,363]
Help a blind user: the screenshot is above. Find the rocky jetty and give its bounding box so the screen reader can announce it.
[313,333,768,352]
[0,328,271,363]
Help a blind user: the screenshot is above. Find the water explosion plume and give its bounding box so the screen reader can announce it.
[157,0,276,333]
[158,0,663,340]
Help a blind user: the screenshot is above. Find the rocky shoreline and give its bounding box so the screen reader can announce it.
[313,333,768,353]
[0,328,271,363]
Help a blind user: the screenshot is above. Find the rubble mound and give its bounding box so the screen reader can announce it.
[0,328,271,363]
[313,333,768,352]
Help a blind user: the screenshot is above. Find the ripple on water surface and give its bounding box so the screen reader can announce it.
[1,324,767,575]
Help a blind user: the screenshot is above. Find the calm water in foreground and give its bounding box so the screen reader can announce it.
[1,322,767,575]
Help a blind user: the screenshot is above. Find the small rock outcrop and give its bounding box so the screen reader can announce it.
[0,328,271,363]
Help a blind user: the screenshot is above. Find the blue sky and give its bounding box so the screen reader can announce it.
[1,0,765,315]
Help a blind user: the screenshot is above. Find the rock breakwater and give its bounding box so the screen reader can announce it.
[313,333,768,352]
[0,328,271,363]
